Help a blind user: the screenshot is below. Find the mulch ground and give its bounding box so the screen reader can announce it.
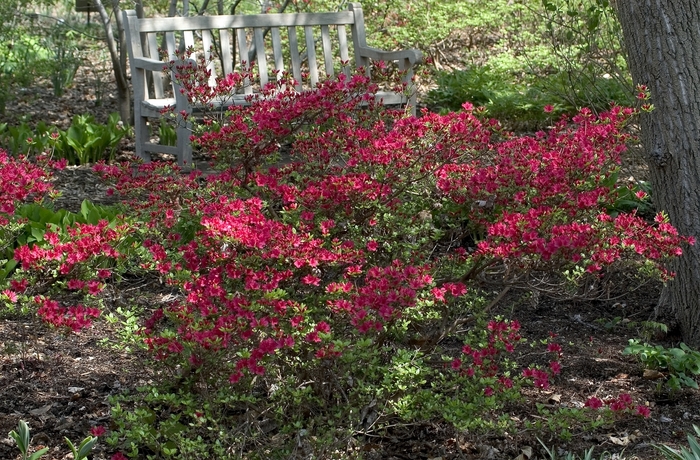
[1,51,699,460]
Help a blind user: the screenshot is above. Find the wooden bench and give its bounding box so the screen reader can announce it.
[122,4,422,168]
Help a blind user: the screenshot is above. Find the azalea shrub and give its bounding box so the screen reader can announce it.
[0,68,693,456]
[0,151,62,286]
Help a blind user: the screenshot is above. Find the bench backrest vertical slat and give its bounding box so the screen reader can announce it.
[165,31,190,109]
[146,32,165,99]
[219,29,233,75]
[183,30,195,52]
[201,29,218,87]
[288,26,303,91]
[164,31,177,59]
[337,24,350,77]
[164,31,179,101]
[304,26,319,87]
[236,28,253,95]
[253,28,268,87]
[320,25,334,77]
[271,27,284,81]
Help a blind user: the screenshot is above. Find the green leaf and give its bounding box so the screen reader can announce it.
[687,433,700,456]
[30,226,45,243]
[543,1,557,12]
[27,448,49,460]
[587,14,600,32]
[0,258,18,280]
[80,200,91,220]
[76,436,98,459]
[9,420,33,456]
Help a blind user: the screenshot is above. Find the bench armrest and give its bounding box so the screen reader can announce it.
[131,56,169,72]
[356,46,423,67]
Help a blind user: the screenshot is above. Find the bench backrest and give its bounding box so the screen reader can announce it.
[123,4,384,102]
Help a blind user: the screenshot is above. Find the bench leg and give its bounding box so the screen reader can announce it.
[133,111,151,163]
[177,121,193,170]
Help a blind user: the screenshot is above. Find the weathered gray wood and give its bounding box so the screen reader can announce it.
[184,31,195,51]
[123,2,422,169]
[164,32,177,60]
[338,25,350,77]
[201,29,217,87]
[271,27,284,79]
[146,33,165,98]
[132,56,170,71]
[124,9,147,161]
[219,29,233,75]
[321,25,333,77]
[348,3,368,72]
[288,27,302,90]
[305,26,319,86]
[136,11,356,33]
[236,28,252,94]
[254,28,268,86]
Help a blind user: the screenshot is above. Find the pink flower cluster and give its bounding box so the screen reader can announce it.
[452,320,532,393]
[11,220,130,330]
[0,150,55,224]
[434,106,693,272]
[585,394,651,418]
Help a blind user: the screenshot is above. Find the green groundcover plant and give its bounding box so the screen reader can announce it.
[0,112,127,165]
[0,65,693,457]
[624,339,700,393]
[8,419,104,460]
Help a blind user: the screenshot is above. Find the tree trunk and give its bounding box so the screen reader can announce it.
[615,1,700,346]
[93,0,131,125]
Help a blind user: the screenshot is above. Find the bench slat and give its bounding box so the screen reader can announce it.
[254,28,268,87]
[338,25,350,77]
[271,27,284,80]
[288,27,303,91]
[164,31,177,59]
[305,26,319,87]
[220,29,233,75]
[136,11,356,33]
[321,25,333,77]
[184,30,195,53]
[146,32,165,99]
[236,28,253,95]
[201,30,217,87]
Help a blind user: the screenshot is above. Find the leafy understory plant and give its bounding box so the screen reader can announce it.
[9,420,101,460]
[538,437,617,460]
[655,425,700,460]
[9,420,48,460]
[0,112,127,164]
[64,435,99,460]
[624,340,700,392]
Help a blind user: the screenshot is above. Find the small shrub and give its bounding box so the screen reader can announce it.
[426,66,569,130]
[624,340,700,393]
[54,112,127,165]
[8,419,101,460]
[0,120,58,157]
[655,425,700,460]
[0,113,127,164]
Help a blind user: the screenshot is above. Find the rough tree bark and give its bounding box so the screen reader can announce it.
[615,1,700,345]
[92,0,131,125]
